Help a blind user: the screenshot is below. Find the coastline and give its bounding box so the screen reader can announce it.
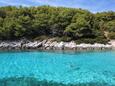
[0,39,114,51]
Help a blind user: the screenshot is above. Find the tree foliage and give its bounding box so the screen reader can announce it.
[0,6,114,43]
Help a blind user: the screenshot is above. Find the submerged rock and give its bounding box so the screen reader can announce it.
[0,76,109,86]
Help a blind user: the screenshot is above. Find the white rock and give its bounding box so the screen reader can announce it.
[65,41,76,48]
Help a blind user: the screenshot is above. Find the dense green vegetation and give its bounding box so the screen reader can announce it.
[0,6,115,43]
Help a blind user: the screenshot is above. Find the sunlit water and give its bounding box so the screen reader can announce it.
[0,50,115,85]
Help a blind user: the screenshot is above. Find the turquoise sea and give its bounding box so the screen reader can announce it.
[0,50,115,86]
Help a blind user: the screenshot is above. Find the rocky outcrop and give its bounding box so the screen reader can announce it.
[22,41,42,49]
[109,40,115,49]
[0,39,113,51]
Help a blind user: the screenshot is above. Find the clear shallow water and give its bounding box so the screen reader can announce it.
[0,50,115,85]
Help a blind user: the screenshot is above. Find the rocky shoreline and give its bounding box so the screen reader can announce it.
[0,39,114,51]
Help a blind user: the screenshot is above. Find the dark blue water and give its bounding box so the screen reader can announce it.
[0,50,115,85]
